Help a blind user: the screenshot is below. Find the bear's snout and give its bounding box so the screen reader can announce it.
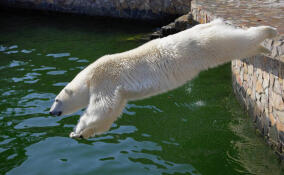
[49,110,62,116]
[50,99,63,116]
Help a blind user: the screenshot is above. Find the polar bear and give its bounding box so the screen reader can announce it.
[49,19,277,139]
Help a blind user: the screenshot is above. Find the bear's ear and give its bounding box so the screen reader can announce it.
[65,89,73,96]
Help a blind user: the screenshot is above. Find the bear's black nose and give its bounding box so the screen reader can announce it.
[49,111,62,116]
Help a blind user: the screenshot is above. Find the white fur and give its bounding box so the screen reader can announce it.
[49,19,277,139]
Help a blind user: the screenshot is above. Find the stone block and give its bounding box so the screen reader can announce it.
[261,93,268,106]
[243,63,248,73]
[276,121,284,132]
[256,91,261,101]
[174,14,189,30]
[251,86,256,101]
[274,78,282,95]
[271,91,284,111]
[161,22,177,36]
[150,31,162,39]
[270,74,275,88]
[243,73,248,81]
[236,74,242,86]
[256,80,264,93]
[236,59,242,67]
[269,113,276,126]
[248,64,254,75]
[243,81,248,90]
[276,111,284,124]
[246,88,252,96]
[256,100,264,113]
[263,71,270,89]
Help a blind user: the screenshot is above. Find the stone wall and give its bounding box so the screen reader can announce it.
[191,0,284,157]
[0,0,191,21]
[232,40,284,156]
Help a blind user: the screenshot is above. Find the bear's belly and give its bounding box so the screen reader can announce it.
[121,68,199,101]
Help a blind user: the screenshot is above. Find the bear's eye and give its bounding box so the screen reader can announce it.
[55,99,59,102]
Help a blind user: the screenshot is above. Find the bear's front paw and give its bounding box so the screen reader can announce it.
[69,132,82,139]
[80,127,96,139]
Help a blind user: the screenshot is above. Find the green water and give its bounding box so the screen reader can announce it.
[0,11,283,175]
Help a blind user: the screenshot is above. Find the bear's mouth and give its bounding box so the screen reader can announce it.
[49,111,62,116]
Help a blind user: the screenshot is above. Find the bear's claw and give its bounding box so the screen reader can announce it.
[69,132,81,138]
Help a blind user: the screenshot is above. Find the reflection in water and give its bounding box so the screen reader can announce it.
[229,117,284,174]
[0,10,283,175]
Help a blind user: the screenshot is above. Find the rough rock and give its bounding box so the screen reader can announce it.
[149,12,196,39]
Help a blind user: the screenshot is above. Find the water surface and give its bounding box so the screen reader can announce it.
[0,11,283,175]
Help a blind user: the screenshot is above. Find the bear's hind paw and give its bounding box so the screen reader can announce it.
[258,26,278,39]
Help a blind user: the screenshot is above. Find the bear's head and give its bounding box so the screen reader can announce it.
[49,81,90,116]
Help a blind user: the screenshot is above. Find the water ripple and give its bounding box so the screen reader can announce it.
[11,72,41,83]
[53,82,68,87]
[8,61,27,68]
[5,50,19,54]
[77,59,89,63]
[124,103,163,116]
[68,57,78,61]
[21,49,35,54]
[46,53,70,58]
[47,70,67,75]
[0,45,6,51]
[14,116,61,129]
[32,66,56,71]
[8,45,18,50]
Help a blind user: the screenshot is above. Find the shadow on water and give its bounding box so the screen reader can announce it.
[0,10,283,175]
